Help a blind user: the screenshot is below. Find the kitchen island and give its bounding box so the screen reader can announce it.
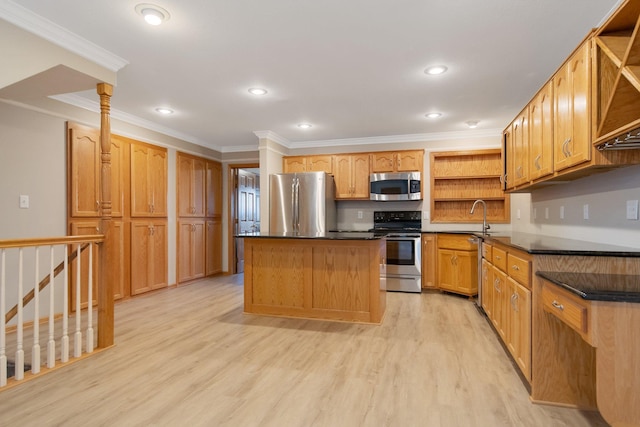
[240,232,386,324]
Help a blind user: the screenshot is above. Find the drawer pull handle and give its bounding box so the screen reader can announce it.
[512,265,520,271]
[495,255,501,260]
[551,300,564,311]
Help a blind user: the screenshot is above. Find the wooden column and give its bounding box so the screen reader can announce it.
[97,83,114,348]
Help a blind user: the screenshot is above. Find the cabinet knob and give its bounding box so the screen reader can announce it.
[551,300,564,311]
[512,265,520,271]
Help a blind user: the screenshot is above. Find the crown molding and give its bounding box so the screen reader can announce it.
[289,128,502,149]
[0,0,128,72]
[253,130,291,147]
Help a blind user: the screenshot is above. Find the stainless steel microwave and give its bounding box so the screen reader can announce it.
[370,172,421,201]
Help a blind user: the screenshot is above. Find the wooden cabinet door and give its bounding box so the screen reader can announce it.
[512,109,529,187]
[206,161,223,218]
[131,220,167,295]
[396,150,422,172]
[453,250,478,295]
[283,156,306,172]
[371,152,395,172]
[131,143,167,217]
[333,155,354,199]
[69,124,101,217]
[192,158,206,217]
[529,83,554,180]
[107,220,127,300]
[554,42,591,171]
[178,220,205,282]
[421,234,437,289]
[437,248,457,292]
[149,148,167,216]
[307,155,333,173]
[351,154,370,198]
[206,219,222,275]
[178,155,193,216]
[110,136,127,218]
[509,278,532,381]
[503,127,515,190]
[492,266,508,341]
[481,259,493,318]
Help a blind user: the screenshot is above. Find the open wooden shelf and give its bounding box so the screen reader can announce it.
[431,149,510,224]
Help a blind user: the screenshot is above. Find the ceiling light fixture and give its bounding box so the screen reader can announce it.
[135,4,170,26]
[424,65,448,75]
[248,88,268,95]
[155,107,174,115]
[466,121,479,129]
[297,123,312,129]
[425,113,442,119]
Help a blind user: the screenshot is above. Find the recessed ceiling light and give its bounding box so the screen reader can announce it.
[248,88,268,95]
[297,123,312,129]
[135,4,170,26]
[155,107,174,115]
[466,121,479,129]
[425,112,442,119]
[424,65,448,75]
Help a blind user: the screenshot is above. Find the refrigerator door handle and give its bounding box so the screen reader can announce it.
[295,178,300,232]
[291,179,297,233]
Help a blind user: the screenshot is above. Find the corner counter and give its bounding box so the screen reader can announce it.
[239,233,386,324]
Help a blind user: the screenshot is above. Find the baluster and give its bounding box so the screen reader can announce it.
[74,244,82,358]
[47,246,55,368]
[1,249,7,386]
[86,243,94,353]
[16,249,24,380]
[32,247,41,374]
[61,245,70,362]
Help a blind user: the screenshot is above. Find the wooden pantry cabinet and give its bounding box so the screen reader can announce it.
[333,153,370,199]
[131,220,168,295]
[482,240,532,382]
[176,152,223,284]
[430,150,510,223]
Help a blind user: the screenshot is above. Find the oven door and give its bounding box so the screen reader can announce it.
[385,235,421,278]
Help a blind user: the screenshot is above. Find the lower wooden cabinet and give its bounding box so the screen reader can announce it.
[421,234,437,289]
[436,234,478,296]
[482,241,532,382]
[131,220,167,295]
[178,220,205,283]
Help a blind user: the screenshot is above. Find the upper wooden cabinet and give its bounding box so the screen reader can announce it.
[177,153,206,217]
[553,41,591,172]
[528,82,554,181]
[371,150,423,173]
[206,160,223,218]
[68,123,101,217]
[334,153,370,199]
[131,142,167,217]
[283,155,333,173]
[431,150,510,223]
[510,108,530,187]
[593,0,640,146]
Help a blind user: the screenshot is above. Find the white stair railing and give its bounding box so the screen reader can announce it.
[0,235,105,388]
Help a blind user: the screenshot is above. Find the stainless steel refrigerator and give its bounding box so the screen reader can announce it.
[269,172,337,235]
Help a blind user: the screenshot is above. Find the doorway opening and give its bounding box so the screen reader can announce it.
[227,163,260,274]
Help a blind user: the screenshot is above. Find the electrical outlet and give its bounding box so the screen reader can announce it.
[627,200,639,220]
[560,206,564,219]
[533,208,537,220]
[19,195,29,209]
[423,211,430,220]
[516,209,521,220]
[583,204,589,220]
[544,207,549,219]
[357,210,363,219]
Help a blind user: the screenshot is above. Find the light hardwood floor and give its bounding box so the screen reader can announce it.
[0,275,607,426]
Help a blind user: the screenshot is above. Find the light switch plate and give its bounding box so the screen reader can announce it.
[544,207,549,219]
[583,204,589,220]
[357,210,363,219]
[19,194,29,209]
[560,206,564,219]
[627,200,639,220]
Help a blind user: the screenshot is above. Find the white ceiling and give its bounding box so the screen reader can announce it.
[3,0,622,152]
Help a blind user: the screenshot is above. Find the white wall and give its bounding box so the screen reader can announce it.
[510,165,640,248]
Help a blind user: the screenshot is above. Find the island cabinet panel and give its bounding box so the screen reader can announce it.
[243,237,385,323]
[312,246,370,312]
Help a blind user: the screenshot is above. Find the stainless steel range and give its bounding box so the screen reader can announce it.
[372,211,422,293]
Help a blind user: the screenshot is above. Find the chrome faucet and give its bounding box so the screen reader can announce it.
[470,199,490,235]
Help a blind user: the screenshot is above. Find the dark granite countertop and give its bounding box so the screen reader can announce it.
[536,271,640,303]
[235,231,383,240]
[421,230,640,257]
